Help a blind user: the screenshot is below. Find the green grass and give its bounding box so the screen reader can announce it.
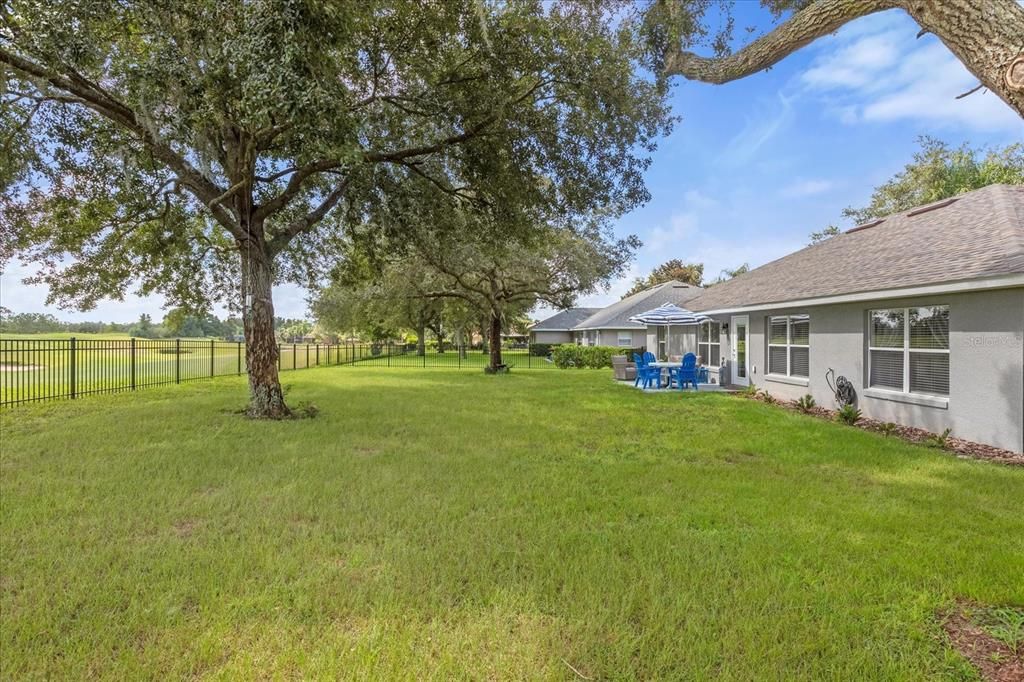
[2,369,1022,679]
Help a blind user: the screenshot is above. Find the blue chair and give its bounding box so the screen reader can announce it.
[633,352,660,389]
[669,353,699,390]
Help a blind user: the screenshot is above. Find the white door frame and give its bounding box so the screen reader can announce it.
[730,315,750,387]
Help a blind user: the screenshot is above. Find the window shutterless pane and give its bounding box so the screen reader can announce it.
[709,345,720,366]
[909,352,949,395]
[790,319,809,346]
[699,324,709,343]
[871,310,904,347]
[790,347,809,377]
[769,317,788,344]
[909,306,949,349]
[869,349,903,390]
[768,346,788,375]
[710,324,720,344]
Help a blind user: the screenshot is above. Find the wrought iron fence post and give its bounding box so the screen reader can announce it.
[316,343,320,366]
[69,337,77,399]
[528,343,531,368]
[237,341,242,375]
[306,343,310,368]
[175,338,181,384]
[387,342,391,367]
[130,337,136,390]
[210,339,215,377]
[293,343,297,370]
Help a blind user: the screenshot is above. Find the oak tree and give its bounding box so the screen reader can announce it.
[0,0,670,416]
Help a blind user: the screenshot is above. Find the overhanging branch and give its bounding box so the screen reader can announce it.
[662,0,895,84]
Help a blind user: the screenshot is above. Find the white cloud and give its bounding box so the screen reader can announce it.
[644,211,699,252]
[799,14,1024,134]
[721,92,794,166]
[780,179,835,198]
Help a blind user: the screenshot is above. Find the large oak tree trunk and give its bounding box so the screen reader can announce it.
[240,242,289,418]
[488,313,503,371]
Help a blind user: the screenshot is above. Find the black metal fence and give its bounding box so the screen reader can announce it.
[0,338,555,407]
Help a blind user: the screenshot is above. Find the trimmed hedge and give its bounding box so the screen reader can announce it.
[552,345,634,369]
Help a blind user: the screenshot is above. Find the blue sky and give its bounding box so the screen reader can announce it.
[2,7,1022,323]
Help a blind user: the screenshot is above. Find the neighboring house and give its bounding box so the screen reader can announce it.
[573,280,703,348]
[529,308,600,345]
[656,184,1023,453]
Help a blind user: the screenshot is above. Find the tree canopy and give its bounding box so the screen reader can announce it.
[1,0,672,414]
[843,137,1024,225]
[622,259,703,297]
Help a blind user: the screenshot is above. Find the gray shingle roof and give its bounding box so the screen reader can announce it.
[686,183,1024,312]
[531,307,601,331]
[573,280,704,330]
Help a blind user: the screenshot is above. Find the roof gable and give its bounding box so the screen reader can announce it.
[686,184,1024,312]
[573,280,703,330]
[531,307,601,331]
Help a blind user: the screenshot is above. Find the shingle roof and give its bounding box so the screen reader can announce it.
[573,280,704,330]
[686,183,1024,312]
[531,307,601,331]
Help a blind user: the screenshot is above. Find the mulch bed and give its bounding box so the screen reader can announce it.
[941,601,1024,682]
[739,392,1024,467]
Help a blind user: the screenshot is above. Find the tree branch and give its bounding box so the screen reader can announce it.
[662,0,896,84]
[267,175,353,254]
[0,46,239,236]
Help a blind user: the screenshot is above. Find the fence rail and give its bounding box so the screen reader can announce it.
[0,339,553,407]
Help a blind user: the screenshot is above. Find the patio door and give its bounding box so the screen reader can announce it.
[730,315,749,387]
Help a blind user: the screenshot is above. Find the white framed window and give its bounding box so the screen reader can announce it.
[868,306,949,396]
[767,315,809,377]
[698,321,720,366]
[617,333,633,347]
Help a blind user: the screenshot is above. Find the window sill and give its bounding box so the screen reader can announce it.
[864,388,949,409]
[765,374,809,387]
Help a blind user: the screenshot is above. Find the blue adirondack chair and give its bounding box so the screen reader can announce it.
[633,352,660,389]
[669,353,699,390]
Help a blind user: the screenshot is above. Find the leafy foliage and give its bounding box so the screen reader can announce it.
[795,394,816,413]
[836,404,862,425]
[843,137,1024,224]
[808,225,841,245]
[622,259,703,297]
[552,345,627,369]
[706,262,751,286]
[925,427,953,450]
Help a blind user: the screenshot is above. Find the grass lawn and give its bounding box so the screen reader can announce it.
[2,368,1022,679]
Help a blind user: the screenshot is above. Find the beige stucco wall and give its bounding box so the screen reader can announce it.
[713,287,1024,452]
[530,330,572,345]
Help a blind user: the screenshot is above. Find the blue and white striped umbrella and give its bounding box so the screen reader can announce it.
[629,303,711,325]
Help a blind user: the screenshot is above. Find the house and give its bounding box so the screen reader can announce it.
[572,280,703,348]
[650,184,1023,453]
[529,308,600,345]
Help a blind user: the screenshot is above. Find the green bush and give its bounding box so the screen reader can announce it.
[552,345,622,369]
[836,404,862,425]
[529,343,558,357]
[795,394,816,413]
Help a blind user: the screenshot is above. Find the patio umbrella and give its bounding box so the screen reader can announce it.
[628,303,711,326]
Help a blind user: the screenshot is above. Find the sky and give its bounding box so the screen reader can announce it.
[2,6,1022,324]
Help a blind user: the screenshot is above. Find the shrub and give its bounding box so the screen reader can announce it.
[551,345,620,369]
[836,404,862,425]
[796,394,816,413]
[879,422,898,437]
[529,343,558,357]
[759,390,776,405]
[925,427,953,449]
[739,384,758,398]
